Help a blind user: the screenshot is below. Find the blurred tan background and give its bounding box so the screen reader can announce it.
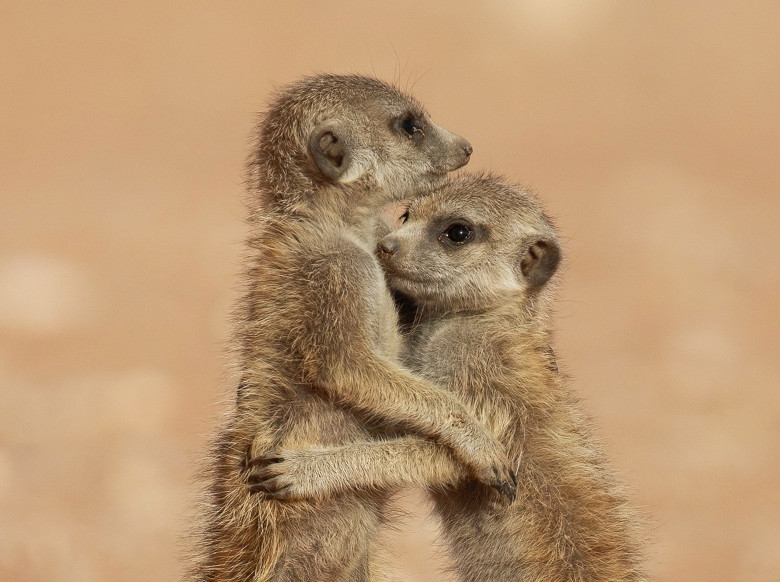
[2,1,779,580]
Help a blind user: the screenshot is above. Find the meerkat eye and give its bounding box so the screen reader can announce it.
[399,115,425,141]
[442,223,472,244]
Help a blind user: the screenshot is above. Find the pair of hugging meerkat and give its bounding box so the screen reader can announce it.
[191,74,644,581]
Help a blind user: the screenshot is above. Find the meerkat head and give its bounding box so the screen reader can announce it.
[254,75,472,204]
[377,174,560,315]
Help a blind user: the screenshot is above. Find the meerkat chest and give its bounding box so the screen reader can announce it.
[405,318,494,385]
[408,317,519,435]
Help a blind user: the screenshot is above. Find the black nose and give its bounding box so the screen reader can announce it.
[463,142,473,158]
[377,239,398,259]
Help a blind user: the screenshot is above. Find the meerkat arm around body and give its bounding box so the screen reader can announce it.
[246,240,515,494]
[249,436,468,500]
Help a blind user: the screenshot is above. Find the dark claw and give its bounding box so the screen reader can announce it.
[248,482,269,494]
[493,480,517,503]
[490,466,518,502]
[247,453,284,468]
[247,464,282,483]
[505,480,517,502]
[249,481,291,496]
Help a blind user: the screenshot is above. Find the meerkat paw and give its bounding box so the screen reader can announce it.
[245,450,331,500]
[445,419,517,502]
[476,460,517,503]
[246,452,295,499]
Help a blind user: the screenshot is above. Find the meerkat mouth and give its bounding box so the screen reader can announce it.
[384,268,441,288]
[383,267,415,282]
[380,262,423,283]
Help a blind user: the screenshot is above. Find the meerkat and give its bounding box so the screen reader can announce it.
[191,76,517,582]
[253,174,646,581]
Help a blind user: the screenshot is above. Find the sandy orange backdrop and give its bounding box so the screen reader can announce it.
[1,2,778,581]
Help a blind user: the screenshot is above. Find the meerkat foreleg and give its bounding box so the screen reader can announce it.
[247,436,516,502]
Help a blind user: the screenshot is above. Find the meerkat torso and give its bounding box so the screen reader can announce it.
[379,174,645,581]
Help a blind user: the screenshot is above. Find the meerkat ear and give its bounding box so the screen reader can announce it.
[309,124,358,182]
[519,239,560,288]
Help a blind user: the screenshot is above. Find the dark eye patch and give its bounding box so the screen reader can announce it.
[399,114,425,141]
[442,223,472,244]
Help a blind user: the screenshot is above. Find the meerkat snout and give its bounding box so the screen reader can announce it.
[377,238,399,259]
[434,130,473,172]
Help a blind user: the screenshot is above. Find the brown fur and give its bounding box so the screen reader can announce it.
[188,76,515,582]
[255,174,646,581]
